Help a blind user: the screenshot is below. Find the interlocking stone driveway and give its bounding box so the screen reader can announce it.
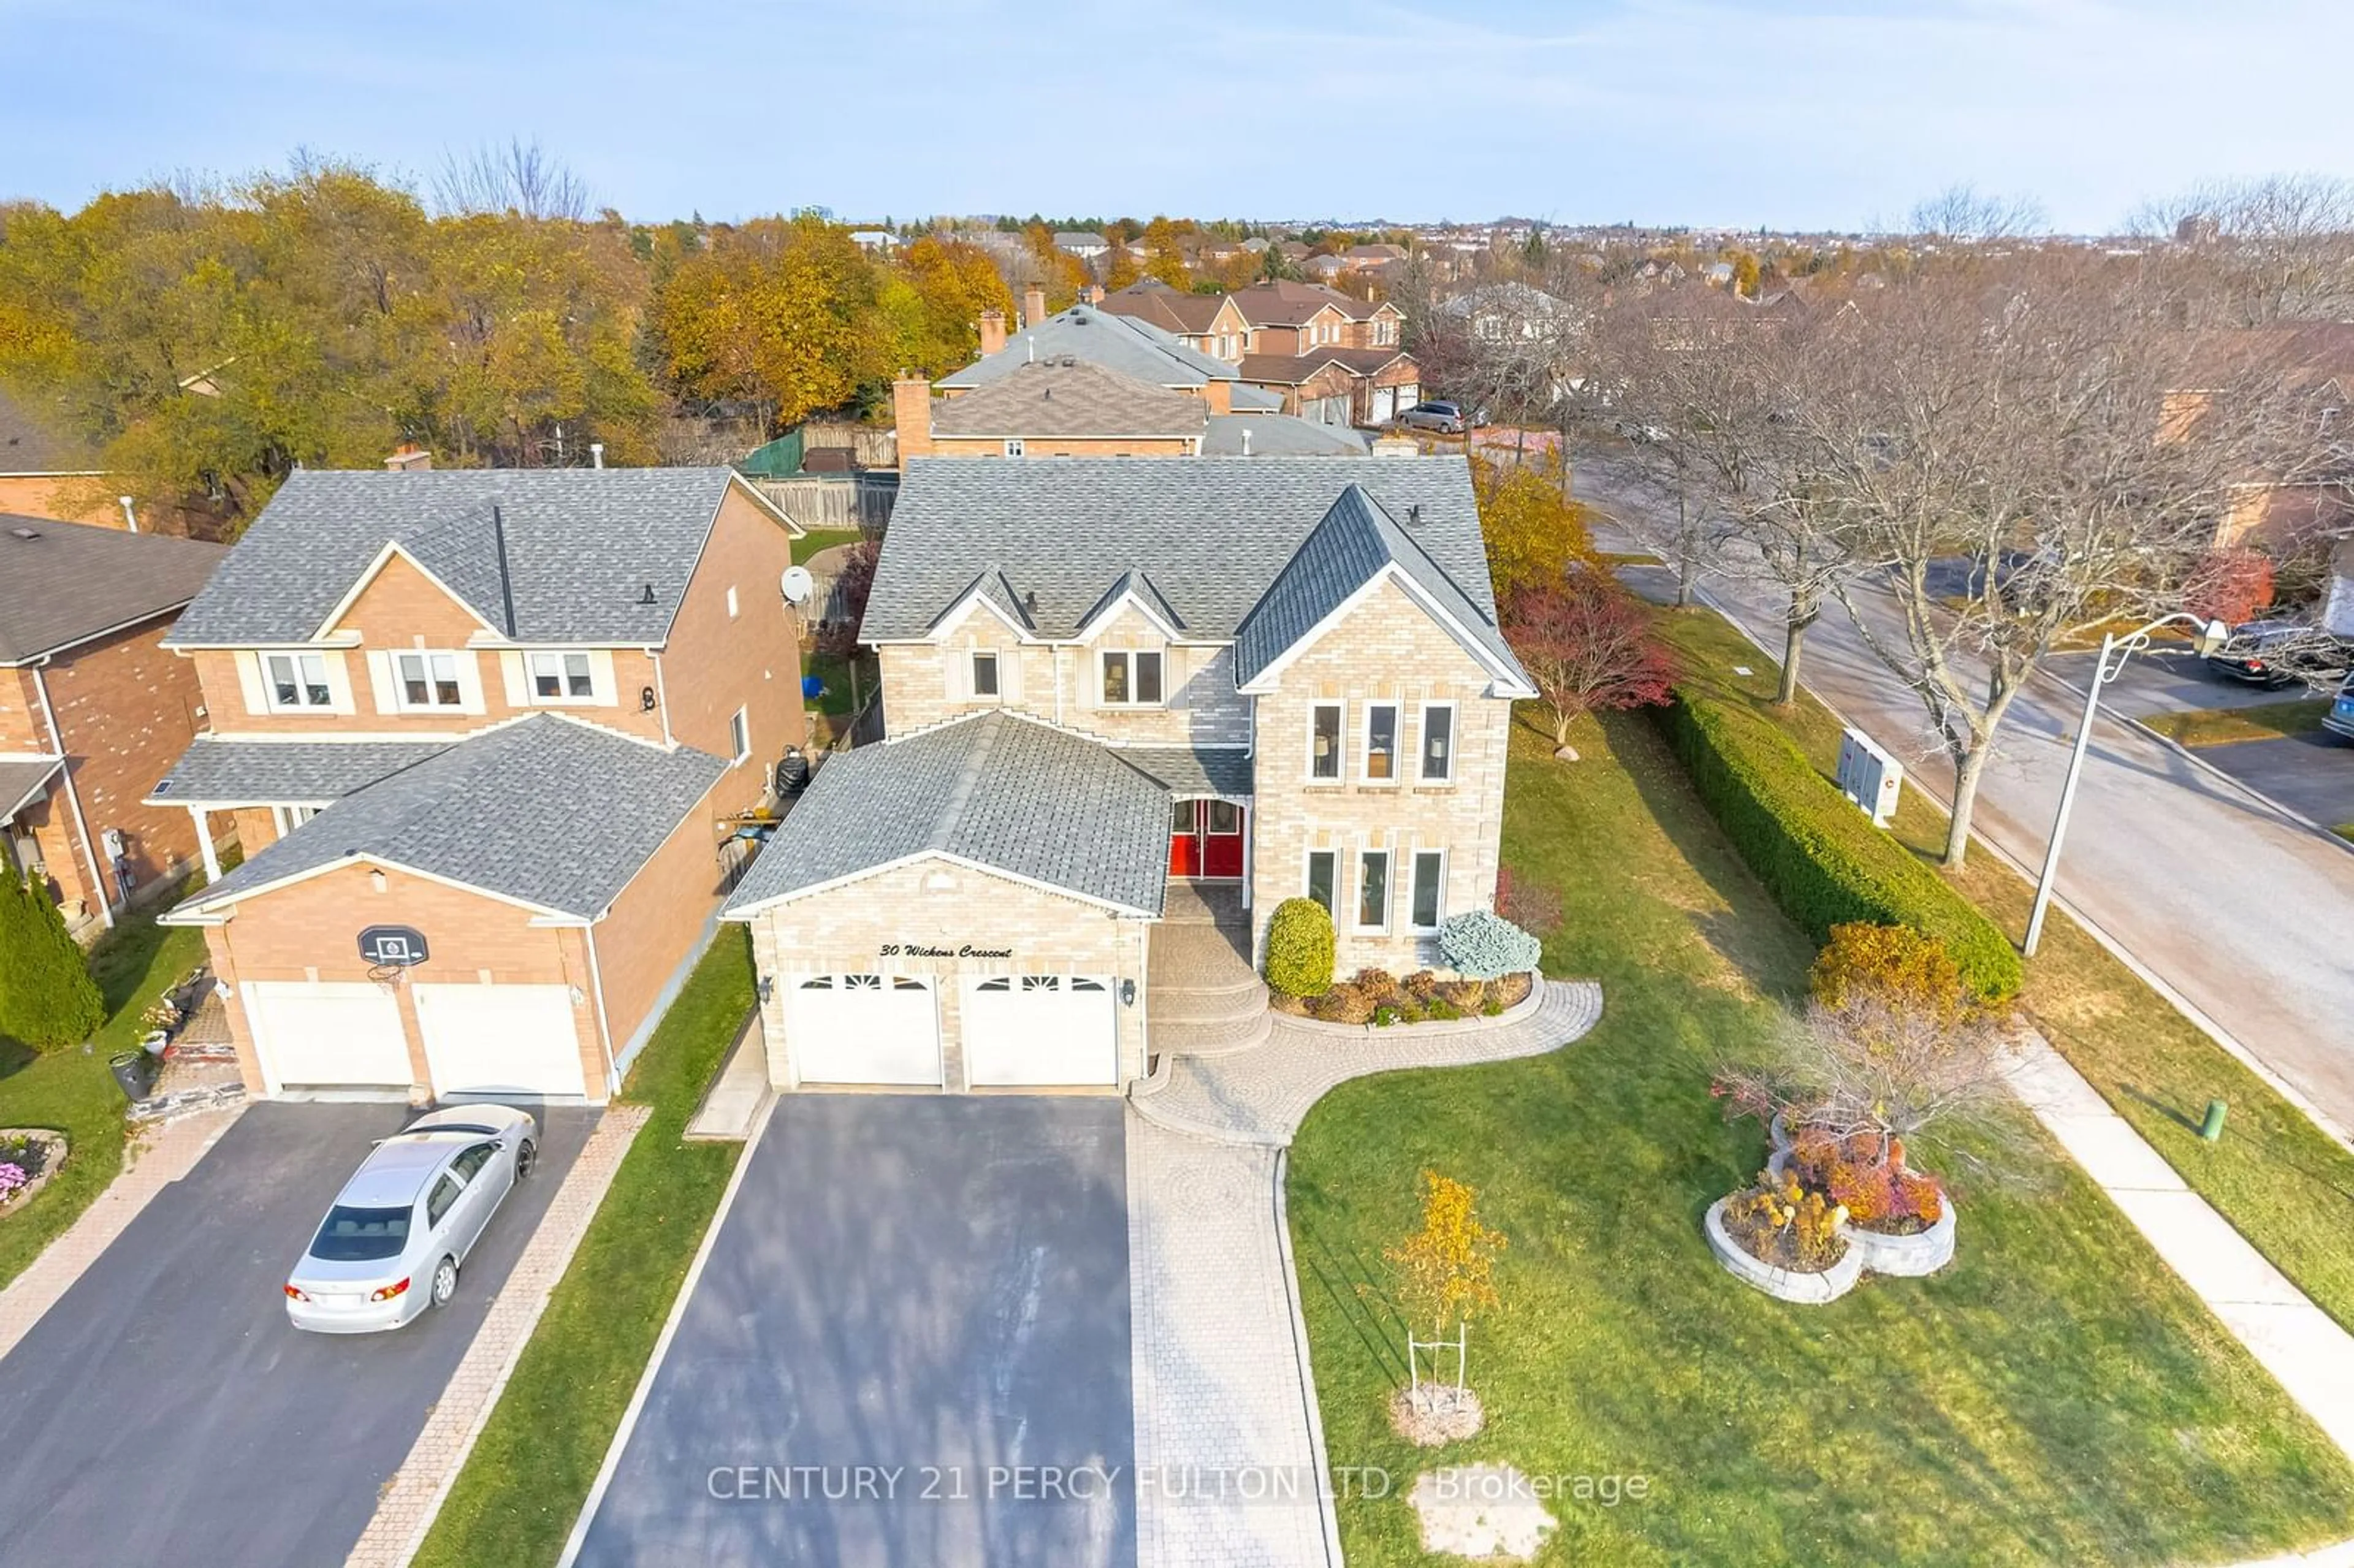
[0,1102,593,1568]
[571,1095,1135,1568]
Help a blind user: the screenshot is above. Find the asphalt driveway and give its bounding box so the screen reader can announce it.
[2191,729,2354,830]
[573,1094,1134,1568]
[0,1100,593,1568]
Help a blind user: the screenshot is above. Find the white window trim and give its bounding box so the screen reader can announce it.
[525,650,601,706]
[263,651,335,713]
[1307,701,1344,784]
[270,804,319,837]
[1408,848,1448,933]
[1004,438,1026,458]
[1417,701,1458,784]
[1303,847,1338,919]
[1099,649,1165,708]
[1354,847,1392,933]
[1358,700,1402,786]
[729,706,752,764]
[970,649,1002,701]
[392,650,468,713]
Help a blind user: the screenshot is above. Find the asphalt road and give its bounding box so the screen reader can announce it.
[573,1094,1135,1568]
[2189,731,2354,831]
[0,1100,594,1568]
[1580,463,2354,1128]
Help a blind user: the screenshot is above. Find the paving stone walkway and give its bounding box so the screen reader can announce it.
[1126,976,1604,1568]
[1133,978,1605,1147]
[0,1105,243,1363]
[343,1104,650,1568]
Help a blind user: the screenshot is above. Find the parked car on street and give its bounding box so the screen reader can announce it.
[2201,620,2354,689]
[1398,400,1468,433]
[2326,672,2354,740]
[283,1105,539,1334]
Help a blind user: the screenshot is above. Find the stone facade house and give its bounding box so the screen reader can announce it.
[723,456,1529,1095]
[1,516,228,937]
[152,465,807,1105]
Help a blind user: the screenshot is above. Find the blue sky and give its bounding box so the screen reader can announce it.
[3,0,2349,232]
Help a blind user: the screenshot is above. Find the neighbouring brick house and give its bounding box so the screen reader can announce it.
[896,357,1370,459]
[722,457,1529,1095]
[151,465,807,1105]
[1225,282,1420,425]
[1,515,228,937]
[1095,280,1254,362]
[0,389,123,529]
[1227,281,1406,357]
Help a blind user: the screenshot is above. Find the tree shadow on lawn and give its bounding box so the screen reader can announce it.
[0,1035,32,1086]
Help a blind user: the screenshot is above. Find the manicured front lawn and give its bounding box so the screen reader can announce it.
[411,929,755,1568]
[1656,607,2354,1340]
[1287,710,2354,1566]
[2139,698,2329,747]
[0,892,206,1292]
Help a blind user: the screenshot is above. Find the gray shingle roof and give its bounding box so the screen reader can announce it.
[723,712,1167,917]
[0,388,99,474]
[1231,484,1528,690]
[0,516,226,664]
[929,360,1209,441]
[865,456,1500,647]
[937,305,1243,393]
[1202,416,1370,456]
[1230,383,1285,412]
[1119,746,1253,797]
[164,468,776,649]
[169,717,725,921]
[0,755,63,818]
[150,738,454,807]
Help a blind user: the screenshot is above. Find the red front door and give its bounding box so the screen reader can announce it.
[1203,799,1245,879]
[1169,800,1202,877]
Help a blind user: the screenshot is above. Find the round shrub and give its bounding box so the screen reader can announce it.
[1810,922,1968,1022]
[1265,897,1336,999]
[1437,910,1542,980]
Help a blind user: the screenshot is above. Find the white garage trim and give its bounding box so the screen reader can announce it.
[963,973,1118,1087]
[787,973,942,1087]
[414,982,591,1098]
[244,980,413,1096]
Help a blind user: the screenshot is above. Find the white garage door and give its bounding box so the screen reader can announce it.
[787,974,941,1086]
[244,981,412,1093]
[414,983,589,1098]
[1372,385,1398,424]
[964,975,1118,1087]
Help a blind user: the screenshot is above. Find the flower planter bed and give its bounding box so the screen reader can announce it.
[1274,972,1544,1036]
[0,1130,70,1217]
[1713,1114,1957,1301]
[1273,968,1536,1029]
[1704,1195,1864,1304]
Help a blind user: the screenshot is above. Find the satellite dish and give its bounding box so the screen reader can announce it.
[781,565,815,606]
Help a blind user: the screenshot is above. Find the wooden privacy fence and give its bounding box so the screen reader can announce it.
[748,472,899,533]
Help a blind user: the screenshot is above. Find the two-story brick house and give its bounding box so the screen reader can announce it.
[2,515,227,936]
[722,456,1529,1095]
[1227,283,1420,425]
[151,466,806,1104]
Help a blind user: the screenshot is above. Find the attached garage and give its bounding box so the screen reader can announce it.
[964,974,1118,1087]
[244,981,413,1094]
[414,982,589,1098]
[1371,385,1399,425]
[786,973,942,1086]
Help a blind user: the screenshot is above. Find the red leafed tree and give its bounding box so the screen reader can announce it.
[815,539,880,660]
[1503,572,1678,758]
[2182,548,2275,628]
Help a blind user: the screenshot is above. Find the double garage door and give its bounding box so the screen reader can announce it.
[243,980,588,1098]
[785,973,1116,1089]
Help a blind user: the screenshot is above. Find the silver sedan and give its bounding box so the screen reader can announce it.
[283,1105,539,1334]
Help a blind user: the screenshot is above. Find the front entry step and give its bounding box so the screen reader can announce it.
[1151,1008,1273,1058]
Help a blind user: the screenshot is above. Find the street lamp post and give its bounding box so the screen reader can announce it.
[2023,613,2227,957]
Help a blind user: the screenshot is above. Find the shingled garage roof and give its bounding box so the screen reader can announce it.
[164,468,787,649]
[0,516,226,664]
[865,456,1500,646]
[1201,415,1369,456]
[150,737,453,809]
[723,712,1168,918]
[1232,484,1528,691]
[929,360,1210,442]
[937,305,1244,394]
[167,717,725,922]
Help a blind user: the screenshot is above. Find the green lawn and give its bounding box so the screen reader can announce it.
[803,648,866,717]
[0,889,207,1292]
[790,526,864,566]
[1288,709,2354,1566]
[2139,698,2329,748]
[1655,607,2354,1340]
[411,929,756,1568]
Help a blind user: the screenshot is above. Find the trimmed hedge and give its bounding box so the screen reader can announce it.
[1655,690,2022,1002]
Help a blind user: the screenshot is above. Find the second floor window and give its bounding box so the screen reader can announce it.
[1420,704,1455,782]
[1004,438,1026,458]
[266,652,332,710]
[397,652,463,710]
[1363,702,1399,782]
[529,652,595,700]
[1309,702,1342,781]
[1101,650,1163,707]
[971,650,1000,698]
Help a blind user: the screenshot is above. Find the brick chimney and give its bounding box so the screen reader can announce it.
[1023,286,1048,329]
[978,310,1008,357]
[1200,378,1233,415]
[1083,284,1105,306]
[384,442,433,472]
[893,377,934,460]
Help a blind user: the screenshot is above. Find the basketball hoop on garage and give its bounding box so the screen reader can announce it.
[367,962,405,992]
[359,926,429,993]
